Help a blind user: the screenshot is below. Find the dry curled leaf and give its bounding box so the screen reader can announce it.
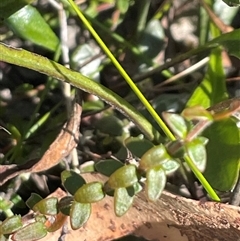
[32,98,82,173]
[0,159,39,185]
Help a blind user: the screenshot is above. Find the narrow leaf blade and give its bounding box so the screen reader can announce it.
[6,5,59,51]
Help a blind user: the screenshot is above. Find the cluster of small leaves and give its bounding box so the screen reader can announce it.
[0,214,47,241]
[1,0,240,240]
[1,100,239,240]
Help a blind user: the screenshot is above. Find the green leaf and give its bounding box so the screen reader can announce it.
[132,182,143,194]
[117,0,130,14]
[203,119,240,191]
[61,170,86,195]
[161,159,180,175]
[139,144,172,171]
[0,215,22,234]
[94,159,124,177]
[74,182,105,203]
[107,165,138,189]
[186,47,228,108]
[0,0,34,21]
[26,193,43,210]
[124,135,154,158]
[185,137,207,172]
[95,115,123,136]
[33,197,58,215]
[70,201,91,230]
[12,222,47,241]
[58,196,73,216]
[163,112,190,139]
[146,166,166,201]
[5,5,59,51]
[138,19,165,59]
[114,187,134,217]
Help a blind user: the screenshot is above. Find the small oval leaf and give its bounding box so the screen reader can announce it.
[70,201,91,230]
[146,166,166,201]
[26,193,43,210]
[12,222,47,241]
[61,170,86,195]
[185,138,207,172]
[33,197,58,216]
[139,144,171,171]
[74,182,105,203]
[95,159,124,177]
[114,187,134,217]
[124,135,154,158]
[95,115,123,136]
[163,112,190,139]
[161,159,180,175]
[0,215,22,234]
[107,165,138,189]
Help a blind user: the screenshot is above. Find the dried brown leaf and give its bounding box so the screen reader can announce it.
[0,159,38,185]
[32,98,82,173]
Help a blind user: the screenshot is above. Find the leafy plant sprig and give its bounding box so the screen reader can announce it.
[1,98,239,240]
[1,0,240,240]
[66,0,220,201]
